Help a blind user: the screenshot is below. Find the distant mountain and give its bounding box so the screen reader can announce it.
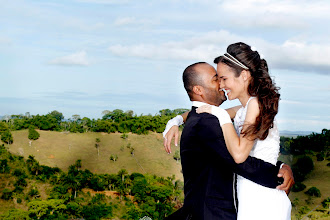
[279,130,317,137]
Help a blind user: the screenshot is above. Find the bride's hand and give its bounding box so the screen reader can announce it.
[197,105,232,127]
[196,105,212,114]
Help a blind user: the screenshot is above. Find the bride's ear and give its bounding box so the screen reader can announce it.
[241,70,251,81]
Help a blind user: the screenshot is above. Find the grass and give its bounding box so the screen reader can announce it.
[4,131,330,219]
[9,130,183,180]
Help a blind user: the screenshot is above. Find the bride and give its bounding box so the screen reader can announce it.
[164,42,291,219]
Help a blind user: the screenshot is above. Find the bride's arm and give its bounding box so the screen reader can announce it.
[222,99,259,163]
[162,105,240,154]
[221,99,259,163]
[197,100,258,163]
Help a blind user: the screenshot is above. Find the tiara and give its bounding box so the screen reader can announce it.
[223,53,249,70]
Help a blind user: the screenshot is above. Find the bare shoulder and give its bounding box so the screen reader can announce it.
[245,98,260,121]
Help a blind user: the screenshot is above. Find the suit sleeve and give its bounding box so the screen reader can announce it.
[198,115,282,188]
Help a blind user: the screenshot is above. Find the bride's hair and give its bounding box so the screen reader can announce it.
[214,42,280,140]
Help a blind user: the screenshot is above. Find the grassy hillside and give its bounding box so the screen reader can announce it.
[9,130,183,181]
[279,154,330,219]
[5,130,330,219]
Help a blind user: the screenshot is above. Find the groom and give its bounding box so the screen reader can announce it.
[165,62,294,219]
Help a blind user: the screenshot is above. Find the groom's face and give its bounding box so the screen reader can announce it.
[198,64,227,106]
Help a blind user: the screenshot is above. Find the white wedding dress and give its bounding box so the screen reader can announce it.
[234,97,291,220]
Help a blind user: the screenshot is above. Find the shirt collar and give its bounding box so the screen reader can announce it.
[192,101,212,108]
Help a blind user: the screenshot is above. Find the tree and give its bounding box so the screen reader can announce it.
[118,169,128,183]
[102,110,111,116]
[72,114,81,122]
[63,173,81,199]
[0,159,10,173]
[75,159,82,171]
[28,126,40,140]
[28,187,40,199]
[322,197,330,209]
[121,133,128,140]
[130,147,135,156]
[173,150,181,163]
[30,160,43,176]
[110,155,118,162]
[0,209,29,219]
[1,130,13,144]
[0,122,9,133]
[95,138,101,156]
[1,188,13,200]
[28,199,66,219]
[292,156,314,182]
[48,110,64,123]
[305,187,321,197]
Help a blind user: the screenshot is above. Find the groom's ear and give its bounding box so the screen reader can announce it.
[193,85,203,96]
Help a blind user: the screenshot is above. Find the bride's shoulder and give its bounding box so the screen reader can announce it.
[246,98,260,118]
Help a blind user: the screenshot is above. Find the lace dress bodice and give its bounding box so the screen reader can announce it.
[234,97,280,165]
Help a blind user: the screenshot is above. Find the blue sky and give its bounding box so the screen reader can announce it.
[1,0,329,132]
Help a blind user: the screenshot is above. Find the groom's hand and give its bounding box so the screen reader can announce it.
[163,126,179,154]
[276,164,295,194]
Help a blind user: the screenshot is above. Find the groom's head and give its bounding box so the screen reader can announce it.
[183,62,227,106]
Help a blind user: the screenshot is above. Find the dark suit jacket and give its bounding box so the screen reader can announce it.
[167,106,282,220]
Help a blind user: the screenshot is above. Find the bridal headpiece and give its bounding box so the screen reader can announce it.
[223,53,249,70]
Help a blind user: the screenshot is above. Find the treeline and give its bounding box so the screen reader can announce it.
[1,109,188,136]
[0,144,183,219]
[280,129,330,204]
[280,129,329,156]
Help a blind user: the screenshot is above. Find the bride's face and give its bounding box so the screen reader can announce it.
[217,62,245,101]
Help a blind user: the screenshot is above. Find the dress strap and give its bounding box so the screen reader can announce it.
[245,97,256,108]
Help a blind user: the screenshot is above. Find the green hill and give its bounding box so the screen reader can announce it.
[2,130,330,219]
[8,130,183,181]
[279,154,330,219]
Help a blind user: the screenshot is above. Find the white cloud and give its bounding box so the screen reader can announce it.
[277,118,329,132]
[221,0,330,17]
[113,16,158,27]
[0,36,12,45]
[49,51,89,66]
[75,0,130,4]
[217,0,330,30]
[108,30,330,74]
[64,20,105,31]
[114,17,136,26]
[280,100,303,105]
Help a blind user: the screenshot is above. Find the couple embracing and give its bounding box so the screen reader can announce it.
[163,42,294,219]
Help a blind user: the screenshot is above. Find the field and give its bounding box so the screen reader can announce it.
[5,130,330,219]
[8,130,183,180]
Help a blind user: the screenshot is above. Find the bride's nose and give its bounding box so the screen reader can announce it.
[219,79,225,89]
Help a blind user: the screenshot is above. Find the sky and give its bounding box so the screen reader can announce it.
[0,0,330,133]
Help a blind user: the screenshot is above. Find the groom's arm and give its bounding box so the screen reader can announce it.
[199,115,282,189]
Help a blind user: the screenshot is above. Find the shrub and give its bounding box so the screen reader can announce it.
[292,182,306,192]
[322,197,330,208]
[28,126,40,140]
[28,187,40,199]
[292,156,314,182]
[305,187,321,197]
[0,159,10,173]
[316,152,325,161]
[1,188,13,200]
[12,169,27,178]
[0,130,13,144]
[16,197,22,203]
